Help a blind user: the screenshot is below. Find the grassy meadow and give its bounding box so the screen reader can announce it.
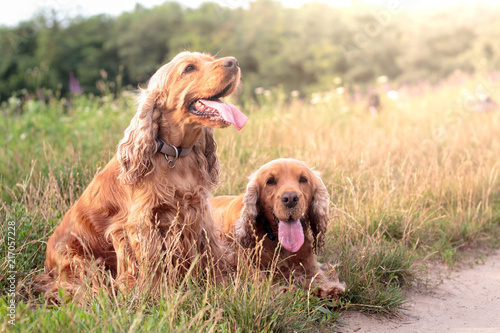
[1,76,500,331]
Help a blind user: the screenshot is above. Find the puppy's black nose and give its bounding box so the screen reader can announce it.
[221,57,239,69]
[281,192,299,208]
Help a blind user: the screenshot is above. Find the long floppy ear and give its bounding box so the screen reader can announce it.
[234,175,260,248]
[194,127,220,187]
[117,89,161,185]
[308,170,330,253]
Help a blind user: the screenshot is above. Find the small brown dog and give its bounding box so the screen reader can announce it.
[211,158,345,298]
[34,52,247,300]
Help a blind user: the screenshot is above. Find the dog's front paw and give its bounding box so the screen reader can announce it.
[317,281,345,299]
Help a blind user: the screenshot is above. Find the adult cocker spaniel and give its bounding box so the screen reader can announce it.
[34,52,248,300]
[211,158,345,298]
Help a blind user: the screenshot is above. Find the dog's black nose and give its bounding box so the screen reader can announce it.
[281,192,299,208]
[221,57,239,69]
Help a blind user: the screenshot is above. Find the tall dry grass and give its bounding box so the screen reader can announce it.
[217,83,500,261]
[1,77,499,330]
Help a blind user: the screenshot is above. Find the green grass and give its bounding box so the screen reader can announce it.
[2,263,338,332]
[1,78,500,331]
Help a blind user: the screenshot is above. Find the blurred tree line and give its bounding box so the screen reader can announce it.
[0,0,499,101]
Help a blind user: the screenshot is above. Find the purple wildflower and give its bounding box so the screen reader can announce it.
[69,72,83,94]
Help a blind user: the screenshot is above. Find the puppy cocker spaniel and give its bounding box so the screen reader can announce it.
[211,158,345,298]
[34,52,247,300]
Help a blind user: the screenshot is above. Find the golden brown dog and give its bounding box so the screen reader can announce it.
[211,158,345,298]
[34,52,248,300]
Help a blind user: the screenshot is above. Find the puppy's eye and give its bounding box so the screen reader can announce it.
[266,177,276,185]
[183,64,197,74]
[299,177,308,183]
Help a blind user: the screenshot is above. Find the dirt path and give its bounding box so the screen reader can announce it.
[336,250,500,333]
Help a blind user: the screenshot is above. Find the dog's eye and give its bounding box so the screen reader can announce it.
[183,64,197,74]
[299,176,308,183]
[266,177,276,185]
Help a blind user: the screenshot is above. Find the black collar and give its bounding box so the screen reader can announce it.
[156,138,193,165]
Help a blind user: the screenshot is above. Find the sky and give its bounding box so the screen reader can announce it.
[0,0,496,27]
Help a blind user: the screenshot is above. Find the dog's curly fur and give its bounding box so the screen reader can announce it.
[211,158,345,298]
[34,52,241,300]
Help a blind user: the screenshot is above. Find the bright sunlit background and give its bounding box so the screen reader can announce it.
[1,0,497,26]
[1,0,499,100]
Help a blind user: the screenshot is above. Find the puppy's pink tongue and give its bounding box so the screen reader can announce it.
[199,99,248,130]
[278,219,304,253]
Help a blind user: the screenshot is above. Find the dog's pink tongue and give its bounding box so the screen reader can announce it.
[199,99,248,130]
[278,219,304,253]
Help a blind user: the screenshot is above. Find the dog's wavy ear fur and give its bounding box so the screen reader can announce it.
[117,89,161,185]
[117,61,176,185]
[234,174,260,248]
[308,170,330,253]
[193,127,220,187]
